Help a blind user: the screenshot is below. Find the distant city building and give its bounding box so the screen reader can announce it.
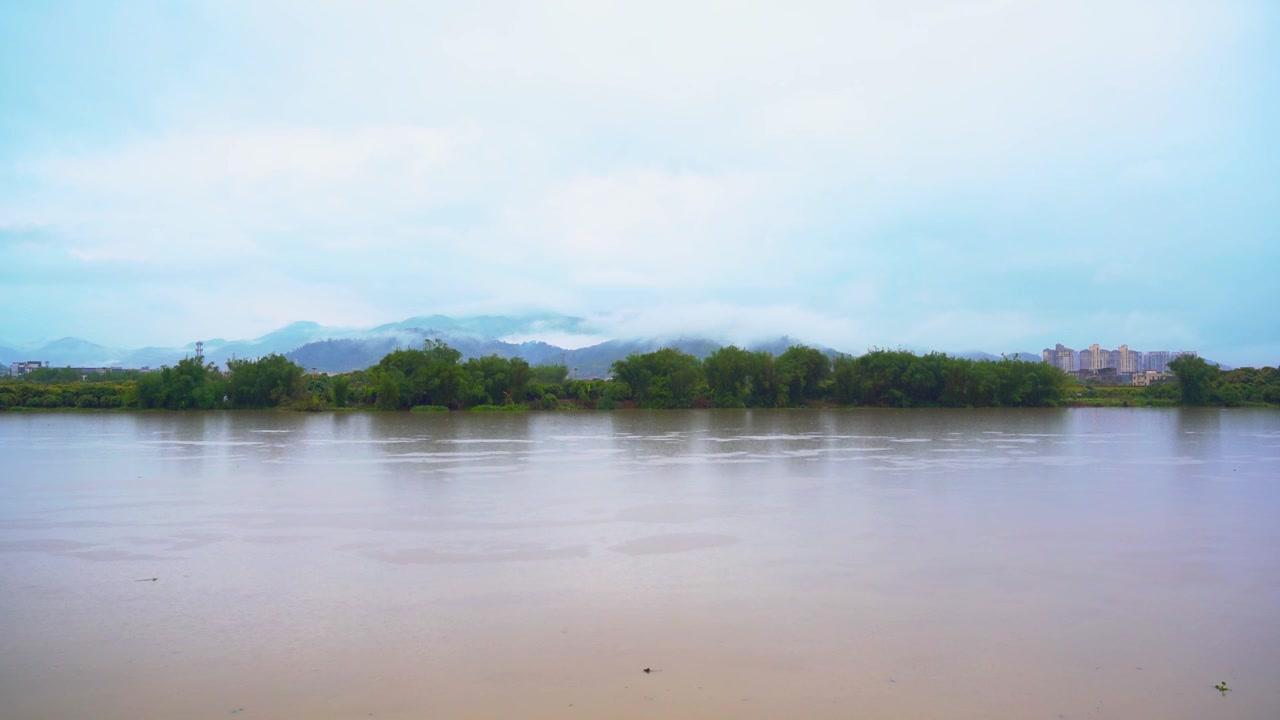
[9,361,49,376]
[1142,350,1197,372]
[71,367,123,381]
[1070,367,1126,385]
[1044,344,1197,374]
[1132,371,1171,387]
[1115,345,1142,374]
[1143,351,1170,372]
[1079,344,1110,371]
[1041,344,1076,372]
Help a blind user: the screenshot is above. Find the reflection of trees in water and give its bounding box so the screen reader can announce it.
[1175,407,1223,436]
[362,411,546,486]
[1175,407,1224,460]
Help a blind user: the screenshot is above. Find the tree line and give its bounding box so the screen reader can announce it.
[1155,355,1280,406]
[2,342,1276,411]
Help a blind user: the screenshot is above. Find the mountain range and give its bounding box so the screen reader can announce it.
[1,313,1041,377]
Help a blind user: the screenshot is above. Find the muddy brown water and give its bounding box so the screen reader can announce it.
[2,409,1278,719]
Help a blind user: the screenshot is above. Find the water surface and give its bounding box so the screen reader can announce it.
[2,409,1278,719]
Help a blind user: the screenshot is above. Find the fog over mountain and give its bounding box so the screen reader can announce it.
[1,313,1058,377]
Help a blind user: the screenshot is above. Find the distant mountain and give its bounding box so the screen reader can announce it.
[370,312,592,339]
[955,350,1041,362]
[747,336,844,358]
[288,334,568,374]
[0,312,1062,374]
[0,345,24,366]
[284,333,845,376]
[30,337,124,367]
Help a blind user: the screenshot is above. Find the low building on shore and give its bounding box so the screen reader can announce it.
[9,361,49,376]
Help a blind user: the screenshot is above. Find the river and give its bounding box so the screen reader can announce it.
[2,409,1278,719]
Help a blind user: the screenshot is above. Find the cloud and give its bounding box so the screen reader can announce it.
[0,0,1274,363]
[897,309,1039,352]
[23,126,475,258]
[590,302,864,347]
[491,170,792,289]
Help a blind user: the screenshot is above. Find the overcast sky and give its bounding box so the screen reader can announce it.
[2,1,1277,363]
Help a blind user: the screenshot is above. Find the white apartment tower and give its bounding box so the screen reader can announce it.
[1041,344,1076,372]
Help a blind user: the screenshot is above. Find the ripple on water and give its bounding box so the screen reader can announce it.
[138,440,265,447]
[0,538,95,554]
[608,533,739,556]
[641,454,765,466]
[303,438,424,445]
[1126,456,1206,466]
[362,544,589,565]
[436,439,537,444]
[64,549,179,563]
[438,465,520,474]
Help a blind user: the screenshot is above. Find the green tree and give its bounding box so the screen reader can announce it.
[375,370,402,410]
[225,354,304,408]
[611,348,704,408]
[531,363,568,385]
[1168,355,1219,405]
[703,345,756,407]
[331,375,350,407]
[776,345,831,406]
[463,355,532,405]
[830,349,1062,408]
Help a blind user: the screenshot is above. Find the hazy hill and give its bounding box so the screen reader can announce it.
[288,335,568,374]
[370,313,591,339]
[284,334,844,376]
[957,350,1042,362]
[2,313,1071,375]
[0,344,24,366]
[30,338,123,367]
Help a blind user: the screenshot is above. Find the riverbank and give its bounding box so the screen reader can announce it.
[4,344,1275,411]
[5,400,1276,413]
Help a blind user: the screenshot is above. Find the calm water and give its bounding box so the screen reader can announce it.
[1,409,1278,719]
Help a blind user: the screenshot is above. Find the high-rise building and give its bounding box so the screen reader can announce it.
[1046,344,1195,374]
[1144,351,1171,372]
[1079,344,1110,370]
[1041,344,1076,372]
[1115,345,1142,373]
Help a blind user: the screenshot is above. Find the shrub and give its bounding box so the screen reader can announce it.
[410,405,450,412]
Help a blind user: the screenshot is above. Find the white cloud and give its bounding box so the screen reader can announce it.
[24,126,477,262]
[899,310,1039,351]
[491,170,791,289]
[1,0,1268,361]
[591,303,864,348]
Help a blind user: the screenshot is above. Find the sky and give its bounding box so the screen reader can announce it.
[1,0,1277,364]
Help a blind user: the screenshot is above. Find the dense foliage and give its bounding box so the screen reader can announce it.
[226,354,306,408]
[3,341,1275,411]
[1161,355,1280,406]
[612,348,705,408]
[831,350,1067,408]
